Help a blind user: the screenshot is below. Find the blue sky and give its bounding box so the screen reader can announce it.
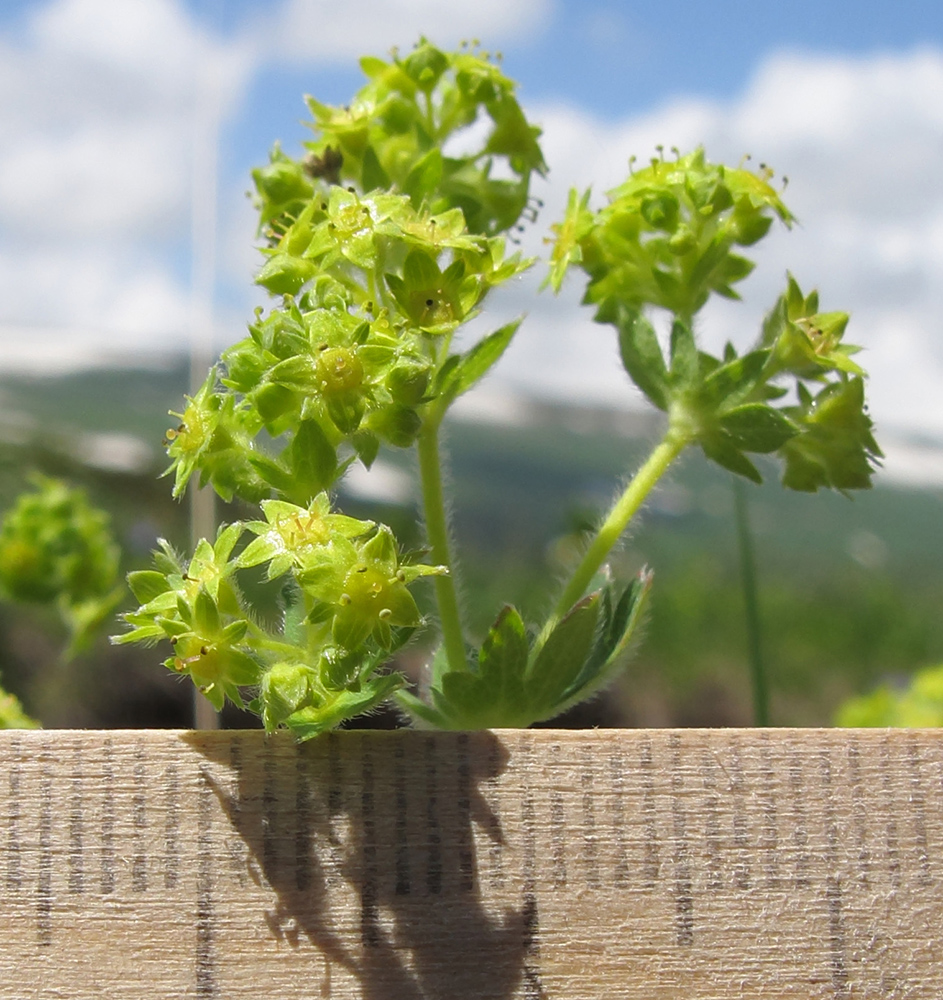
[1,0,943,481]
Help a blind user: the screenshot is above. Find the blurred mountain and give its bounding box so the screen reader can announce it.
[1,359,942,729]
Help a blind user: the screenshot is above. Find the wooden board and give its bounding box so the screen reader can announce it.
[0,728,940,998]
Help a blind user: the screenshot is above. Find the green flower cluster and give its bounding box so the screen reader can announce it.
[116,495,443,735]
[166,187,530,506]
[253,38,547,238]
[548,148,793,319]
[0,477,123,654]
[128,41,550,737]
[549,149,881,493]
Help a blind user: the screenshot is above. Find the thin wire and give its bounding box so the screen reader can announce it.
[189,40,221,732]
[732,476,770,727]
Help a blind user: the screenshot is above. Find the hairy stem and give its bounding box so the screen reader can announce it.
[536,428,689,650]
[417,410,467,672]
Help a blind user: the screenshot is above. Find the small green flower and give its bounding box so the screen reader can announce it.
[779,377,882,492]
[163,587,259,711]
[546,187,594,291]
[164,369,266,502]
[116,525,259,711]
[297,525,445,650]
[270,40,546,238]
[762,274,864,379]
[237,495,373,579]
[385,250,477,334]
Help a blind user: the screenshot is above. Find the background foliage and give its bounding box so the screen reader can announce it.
[1,360,940,729]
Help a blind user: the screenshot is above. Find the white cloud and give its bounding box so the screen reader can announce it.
[488,46,943,449]
[2,0,942,464]
[0,0,552,370]
[0,0,253,363]
[269,0,554,60]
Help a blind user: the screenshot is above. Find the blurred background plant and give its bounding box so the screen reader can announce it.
[835,663,943,727]
[0,475,124,728]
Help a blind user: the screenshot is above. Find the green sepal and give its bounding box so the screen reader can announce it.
[366,404,421,447]
[352,431,380,468]
[404,148,443,205]
[247,452,294,495]
[326,393,366,435]
[193,587,221,637]
[361,145,391,192]
[288,420,338,502]
[256,253,317,296]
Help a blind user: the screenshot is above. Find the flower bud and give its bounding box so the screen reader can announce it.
[387,361,431,405]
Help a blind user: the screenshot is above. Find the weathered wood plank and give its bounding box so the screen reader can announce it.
[0,728,940,998]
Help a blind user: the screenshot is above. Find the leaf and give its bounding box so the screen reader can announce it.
[447,318,522,401]
[616,308,669,410]
[554,570,653,714]
[394,689,451,729]
[127,570,168,604]
[361,145,390,192]
[700,433,763,483]
[477,605,528,717]
[289,420,338,500]
[524,593,601,720]
[440,671,493,722]
[404,148,444,205]
[433,353,462,399]
[669,318,699,385]
[702,349,769,407]
[719,404,797,453]
[286,673,404,742]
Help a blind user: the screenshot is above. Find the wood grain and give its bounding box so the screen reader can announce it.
[0,728,940,998]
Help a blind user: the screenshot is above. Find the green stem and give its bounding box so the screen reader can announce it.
[536,428,689,650]
[732,476,770,726]
[417,408,467,672]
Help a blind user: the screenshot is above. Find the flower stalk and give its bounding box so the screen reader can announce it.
[417,408,467,673]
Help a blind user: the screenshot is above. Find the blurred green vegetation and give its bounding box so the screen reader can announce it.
[1,361,941,729]
[836,662,943,726]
